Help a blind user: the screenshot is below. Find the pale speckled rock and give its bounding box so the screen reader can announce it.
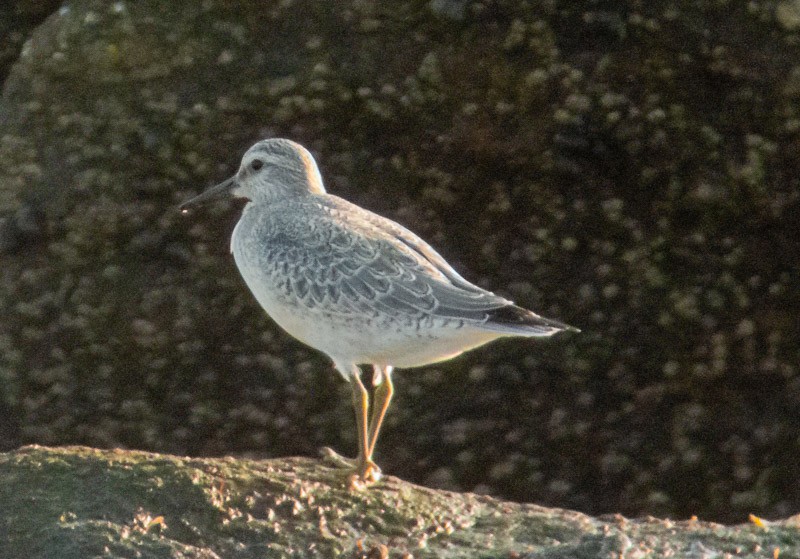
[0,0,798,525]
[777,0,800,30]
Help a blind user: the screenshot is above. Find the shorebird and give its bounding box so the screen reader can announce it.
[180,138,577,484]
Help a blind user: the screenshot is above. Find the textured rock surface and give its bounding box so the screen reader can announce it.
[1,446,797,559]
[0,0,798,524]
[0,1,62,82]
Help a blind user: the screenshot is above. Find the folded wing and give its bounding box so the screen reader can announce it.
[271,197,571,335]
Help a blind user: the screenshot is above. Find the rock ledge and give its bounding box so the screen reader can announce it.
[0,446,797,558]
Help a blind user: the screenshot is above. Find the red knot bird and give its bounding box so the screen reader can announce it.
[180,138,578,485]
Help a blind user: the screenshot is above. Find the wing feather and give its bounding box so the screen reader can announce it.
[258,196,531,325]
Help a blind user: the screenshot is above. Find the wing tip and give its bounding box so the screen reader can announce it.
[486,304,579,335]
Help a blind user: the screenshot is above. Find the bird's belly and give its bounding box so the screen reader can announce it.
[272,306,501,368]
[241,279,501,368]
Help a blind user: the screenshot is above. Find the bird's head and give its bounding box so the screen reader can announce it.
[180,138,325,211]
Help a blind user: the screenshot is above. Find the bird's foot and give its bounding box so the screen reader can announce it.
[354,456,382,483]
[319,447,382,488]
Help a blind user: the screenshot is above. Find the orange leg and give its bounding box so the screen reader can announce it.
[366,365,394,459]
[348,368,380,482]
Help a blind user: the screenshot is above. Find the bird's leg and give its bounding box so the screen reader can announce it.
[366,365,394,459]
[350,371,369,467]
[349,368,380,482]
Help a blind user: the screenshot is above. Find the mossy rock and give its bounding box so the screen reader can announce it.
[1,445,798,559]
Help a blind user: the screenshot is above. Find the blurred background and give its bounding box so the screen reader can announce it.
[0,0,798,523]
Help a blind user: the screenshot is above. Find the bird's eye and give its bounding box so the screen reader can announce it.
[250,159,264,171]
